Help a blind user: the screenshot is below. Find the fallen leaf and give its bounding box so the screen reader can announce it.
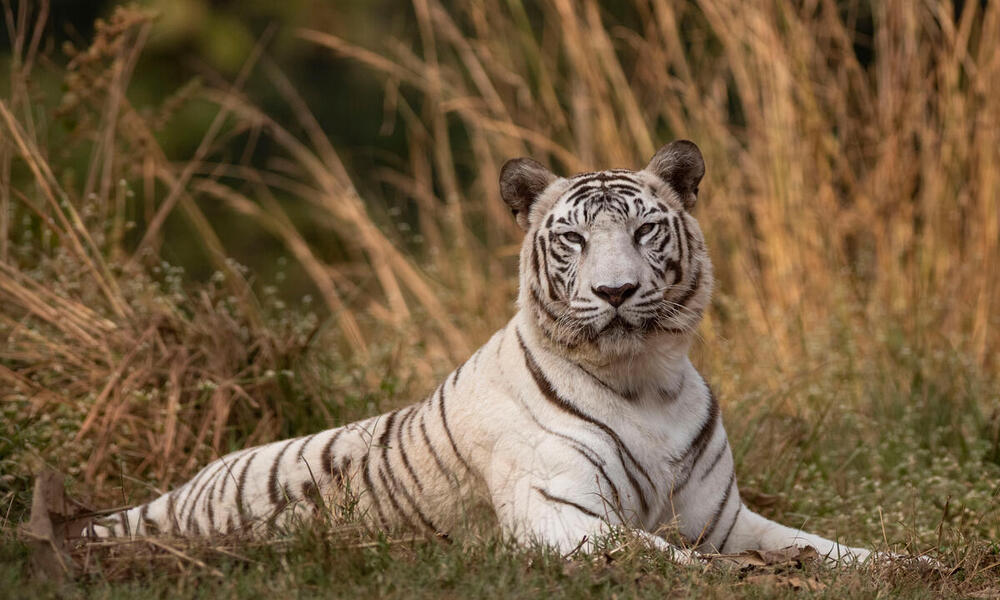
[18,471,75,581]
[745,572,827,591]
[704,545,820,569]
[739,487,784,510]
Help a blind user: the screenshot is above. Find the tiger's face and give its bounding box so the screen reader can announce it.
[500,141,712,359]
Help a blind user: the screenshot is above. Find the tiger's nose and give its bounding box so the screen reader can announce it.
[592,283,639,308]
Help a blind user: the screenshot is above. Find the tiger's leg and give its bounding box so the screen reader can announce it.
[496,493,698,565]
[488,447,697,565]
[722,506,871,565]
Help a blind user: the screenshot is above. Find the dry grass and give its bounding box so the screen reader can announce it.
[1,0,998,595]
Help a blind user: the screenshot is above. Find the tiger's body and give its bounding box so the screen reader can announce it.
[85,141,870,565]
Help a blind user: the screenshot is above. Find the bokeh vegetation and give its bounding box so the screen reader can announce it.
[1,0,998,596]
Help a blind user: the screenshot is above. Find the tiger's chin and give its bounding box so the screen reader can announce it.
[544,315,664,361]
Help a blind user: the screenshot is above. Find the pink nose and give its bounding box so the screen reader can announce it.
[592,283,639,307]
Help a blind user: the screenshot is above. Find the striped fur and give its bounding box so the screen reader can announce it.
[83,141,870,565]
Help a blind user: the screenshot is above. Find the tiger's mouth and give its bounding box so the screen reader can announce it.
[601,314,633,333]
[590,313,649,341]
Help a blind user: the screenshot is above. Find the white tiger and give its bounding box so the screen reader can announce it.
[83,141,871,565]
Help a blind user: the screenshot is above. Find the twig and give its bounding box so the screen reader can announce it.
[144,538,224,578]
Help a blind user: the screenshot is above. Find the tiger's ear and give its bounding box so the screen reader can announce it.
[499,157,557,231]
[645,140,705,211]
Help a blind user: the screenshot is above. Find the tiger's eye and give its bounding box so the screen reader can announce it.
[634,222,656,243]
[561,231,585,246]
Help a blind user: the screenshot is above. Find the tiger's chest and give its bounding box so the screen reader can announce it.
[608,389,716,524]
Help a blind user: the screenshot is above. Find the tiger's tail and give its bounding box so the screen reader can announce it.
[82,426,357,539]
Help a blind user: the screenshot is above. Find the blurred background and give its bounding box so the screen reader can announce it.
[1,0,997,545]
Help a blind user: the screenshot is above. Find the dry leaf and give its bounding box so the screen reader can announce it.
[745,573,827,591]
[704,544,820,569]
[739,487,784,510]
[18,471,75,581]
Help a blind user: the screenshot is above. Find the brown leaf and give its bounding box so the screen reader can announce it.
[705,545,821,569]
[740,487,784,510]
[17,471,75,581]
[745,573,828,591]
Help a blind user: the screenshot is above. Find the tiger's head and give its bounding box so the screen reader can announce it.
[500,141,712,360]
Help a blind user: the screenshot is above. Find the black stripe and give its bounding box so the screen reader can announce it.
[269,441,297,508]
[535,487,602,519]
[375,467,414,529]
[235,449,261,529]
[671,215,684,260]
[137,504,148,535]
[379,463,438,533]
[668,265,702,313]
[516,329,652,514]
[139,503,156,535]
[396,406,425,493]
[203,465,228,535]
[654,230,670,253]
[686,387,720,463]
[680,216,695,254]
[437,386,472,473]
[632,298,660,309]
[175,464,214,524]
[530,286,561,323]
[293,434,321,497]
[700,471,736,544]
[531,233,541,286]
[564,185,601,206]
[215,451,243,507]
[360,453,389,528]
[567,171,641,189]
[452,358,468,387]
[387,470,439,533]
[378,410,399,449]
[672,388,721,493]
[576,362,636,402]
[377,411,413,524]
[300,481,323,514]
[297,433,319,461]
[165,489,181,535]
[717,503,742,552]
[699,439,730,483]
[663,257,682,286]
[519,400,622,508]
[607,183,642,195]
[184,463,225,533]
[538,236,559,301]
[321,429,346,479]
[418,413,452,480]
